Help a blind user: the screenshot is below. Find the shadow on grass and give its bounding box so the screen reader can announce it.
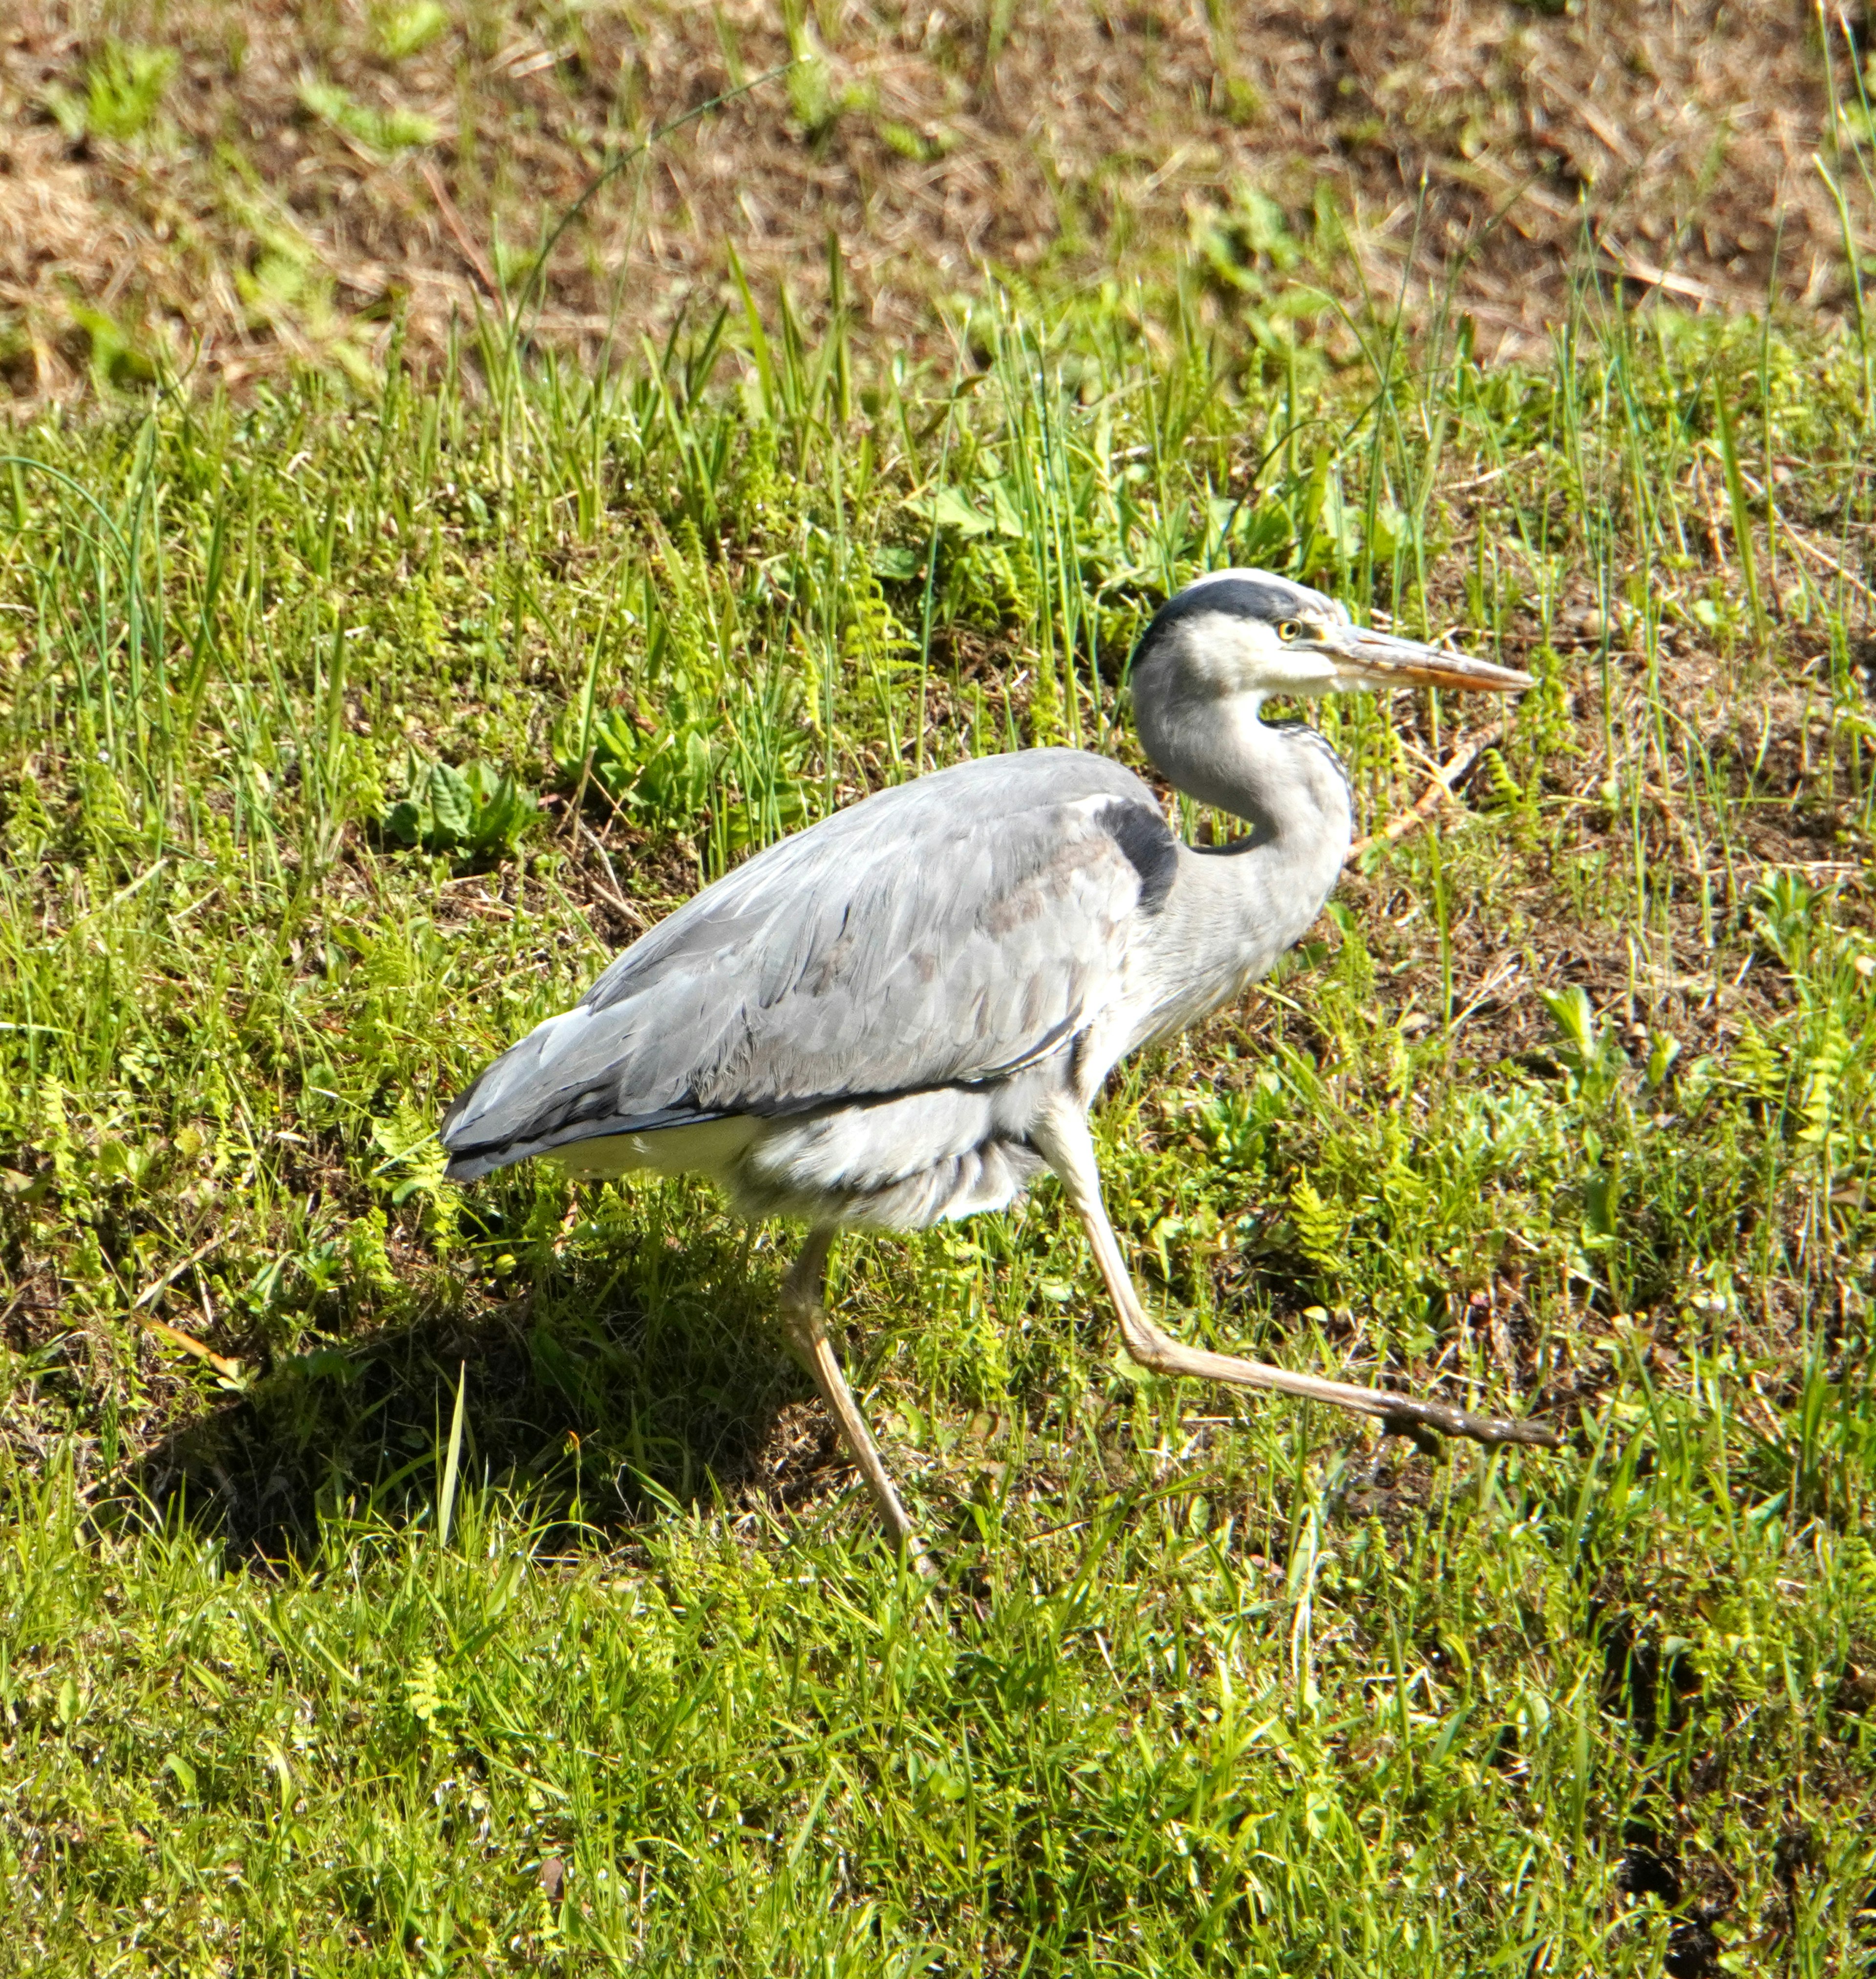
[122,1227,846,1566]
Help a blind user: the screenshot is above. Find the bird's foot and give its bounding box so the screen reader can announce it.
[1375,1392,1562,1450]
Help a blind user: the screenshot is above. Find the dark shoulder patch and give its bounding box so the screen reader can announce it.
[1096,799,1178,914]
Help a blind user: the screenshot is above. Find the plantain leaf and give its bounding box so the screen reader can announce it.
[427,761,474,843]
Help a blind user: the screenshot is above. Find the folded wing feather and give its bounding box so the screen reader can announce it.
[440,750,1175,1179]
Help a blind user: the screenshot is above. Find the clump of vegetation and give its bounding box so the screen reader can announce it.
[555,699,717,827]
[297,77,440,154]
[383,755,535,857]
[42,39,176,145]
[371,0,449,61]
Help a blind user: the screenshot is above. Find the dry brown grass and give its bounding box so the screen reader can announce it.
[2,0,1871,402]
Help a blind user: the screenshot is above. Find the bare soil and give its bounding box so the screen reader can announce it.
[1,0,1869,403]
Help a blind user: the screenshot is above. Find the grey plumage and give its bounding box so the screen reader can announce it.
[443,569,1559,1556]
[444,753,1164,1182]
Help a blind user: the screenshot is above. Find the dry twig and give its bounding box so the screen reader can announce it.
[1347,738,1488,862]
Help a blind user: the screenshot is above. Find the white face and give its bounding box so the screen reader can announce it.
[1169,608,1349,700]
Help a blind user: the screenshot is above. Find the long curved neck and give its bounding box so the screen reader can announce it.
[1120,687,1353,1047]
[1136,689,1353,869]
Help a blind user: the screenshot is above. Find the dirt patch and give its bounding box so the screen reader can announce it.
[1,0,1869,403]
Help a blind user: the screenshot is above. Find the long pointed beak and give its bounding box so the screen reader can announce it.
[1324,624,1534,694]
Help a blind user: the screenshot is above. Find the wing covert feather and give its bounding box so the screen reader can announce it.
[442,750,1174,1169]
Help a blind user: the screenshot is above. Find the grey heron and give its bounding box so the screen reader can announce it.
[442,569,1560,1552]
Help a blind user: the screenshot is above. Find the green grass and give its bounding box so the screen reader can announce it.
[2,277,1876,1971]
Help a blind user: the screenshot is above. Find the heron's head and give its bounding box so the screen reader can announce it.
[1128,569,1533,713]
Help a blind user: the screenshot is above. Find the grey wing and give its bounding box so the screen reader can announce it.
[441,750,1176,1179]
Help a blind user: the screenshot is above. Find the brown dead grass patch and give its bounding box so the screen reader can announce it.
[1,0,1871,403]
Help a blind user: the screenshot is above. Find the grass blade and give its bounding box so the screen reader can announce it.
[437,1360,468,1550]
[1713,373,1769,651]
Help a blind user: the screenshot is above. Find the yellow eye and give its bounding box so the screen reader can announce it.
[1277,619,1302,642]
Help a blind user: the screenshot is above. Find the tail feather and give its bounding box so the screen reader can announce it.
[439,1008,721,1180]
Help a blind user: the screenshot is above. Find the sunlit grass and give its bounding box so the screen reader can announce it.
[1,279,1874,1970]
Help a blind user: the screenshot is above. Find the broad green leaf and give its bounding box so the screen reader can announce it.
[427,761,474,843]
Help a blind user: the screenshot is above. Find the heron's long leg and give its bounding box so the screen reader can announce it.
[1033,1108,1561,1451]
[778,1229,934,1561]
